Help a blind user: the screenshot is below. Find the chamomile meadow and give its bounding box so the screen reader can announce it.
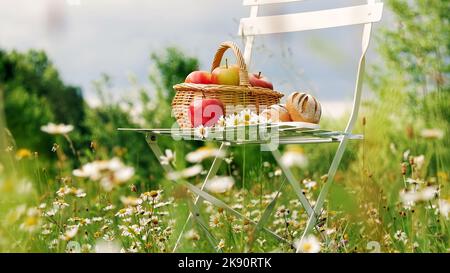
[0,0,448,254]
[1,122,447,253]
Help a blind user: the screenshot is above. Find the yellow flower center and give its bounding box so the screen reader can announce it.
[24,216,38,227]
[302,242,312,252]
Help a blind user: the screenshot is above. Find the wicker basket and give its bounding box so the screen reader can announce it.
[172,41,284,128]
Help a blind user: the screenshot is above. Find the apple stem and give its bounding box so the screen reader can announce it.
[225,58,228,69]
[258,71,261,78]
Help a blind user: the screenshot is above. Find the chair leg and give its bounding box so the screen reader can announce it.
[172,142,228,252]
[145,133,176,174]
[248,178,286,250]
[179,177,290,245]
[145,134,225,252]
[145,136,289,249]
[271,149,315,217]
[296,137,349,252]
[187,197,224,252]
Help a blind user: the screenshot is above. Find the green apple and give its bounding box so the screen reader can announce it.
[211,59,240,86]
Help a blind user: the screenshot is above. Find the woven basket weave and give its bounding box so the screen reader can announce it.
[172,41,284,128]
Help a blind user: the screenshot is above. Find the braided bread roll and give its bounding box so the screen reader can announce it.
[285,92,321,124]
[261,104,292,122]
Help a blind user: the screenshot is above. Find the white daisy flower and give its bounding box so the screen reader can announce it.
[257,238,266,247]
[61,225,79,241]
[238,109,255,126]
[420,128,444,140]
[41,123,74,135]
[103,204,115,211]
[281,150,308,168]
[224,156,234,164]
[225,114,240,127]
[209,214,222,228]
[303,179,317,189]
[160,149,175,165]
[400,186,438,204]
[115,208,133,218]
[19,208,41,232]
[113,166,135,182]
[41,229,52,235]
[74,188,86,198]
[167,165,203,180]
[128,224,143,235]
[154,201,173,209]
[249,112,260,125]
[294,235,321,253]
[94,240,122,253]
[405,178,423,185]
[216,116,226,128]
[73,158,134,192]
[72,162,98,179]
[182,164,203,177]
[195,125,209,139]
[421,186,438,200]
[53,199,69,209]
[204,176,235,194]
[231,203,244,210]
[184,229,200,241]
[120,196,143,206]
[92,217,103,222]
[413,155,425,170]
[65,241,81,253]
[49,239,59,249]
[56,186,71,197]
[438,199,450,219]
[274,169,282,176]
[185,146,225,163]
[394,230,408,244]
[44,206,59,217]
[403,149,410,161]
[216,239,225,250]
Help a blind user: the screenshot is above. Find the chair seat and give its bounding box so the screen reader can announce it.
[118,123,363,145]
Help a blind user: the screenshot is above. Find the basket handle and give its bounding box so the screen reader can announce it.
[211,41,250,87]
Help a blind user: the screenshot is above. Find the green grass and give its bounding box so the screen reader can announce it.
[0,102,447,253]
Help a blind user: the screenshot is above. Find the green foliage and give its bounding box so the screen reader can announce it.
[365,0,449,178]
[3,87,54,152]
[150,47,199,103]
[0,49,86,153]
[82,87,164,183]
[368,0,449,117]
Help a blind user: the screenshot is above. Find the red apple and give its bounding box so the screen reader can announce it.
[189,98,225,127]
[211,59,240,86]
[185,71,212,84]
[249,72,273,90]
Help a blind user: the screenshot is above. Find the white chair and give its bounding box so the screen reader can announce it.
[119,0,384,252]
[239,0,384,251]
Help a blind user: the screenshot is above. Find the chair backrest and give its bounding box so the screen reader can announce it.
[238,0,384,133]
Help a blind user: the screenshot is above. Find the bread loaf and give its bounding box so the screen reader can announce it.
[260,104,291,122]
[285,92,321,124]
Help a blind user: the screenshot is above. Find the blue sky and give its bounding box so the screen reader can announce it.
[0,0,388,118]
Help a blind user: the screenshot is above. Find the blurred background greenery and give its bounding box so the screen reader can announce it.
[0,0,448,252]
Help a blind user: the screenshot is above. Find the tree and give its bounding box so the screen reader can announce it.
[364,0,449,182]
[367,0,449,122]
[150,47,199,103]
[0,49,86,153]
